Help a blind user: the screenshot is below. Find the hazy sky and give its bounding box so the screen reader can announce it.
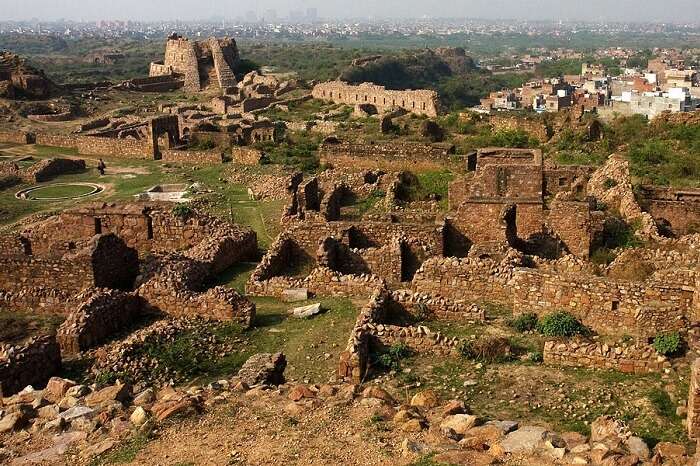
[3,0,700,22]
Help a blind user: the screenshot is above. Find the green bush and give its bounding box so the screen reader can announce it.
[377,342,411,371]
[652,332,682,356]
[509,313,539,332]
[171,204,194,219]
[537,311,588,337]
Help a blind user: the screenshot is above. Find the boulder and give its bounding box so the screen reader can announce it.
[288,385,316,402]
[43,377,76,403]
[499,426,549,454]
[0,413,24,433]
[591,416,630,447]
[59,406,94,421]
[440,414,479,437]
[133,388,156,406]
[85,383,131,408]
[130,407,149,426]
[442,400,467,416]
[290,303,322,319]
[410,390,439,409]
[625,436,650,460]
[362,386,395,404]
[237,352,286,386]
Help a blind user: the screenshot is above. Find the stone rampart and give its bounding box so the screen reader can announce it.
[0,336,61,395]
[312,81,439,117]
[688,359,700,438]
[543,340,668,374]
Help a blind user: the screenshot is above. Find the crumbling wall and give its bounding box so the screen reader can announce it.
[547,199,594,258]
[0,130,34,144]
[543,340,668,374]
[489,115,550,143]
[0,336,61,395]
[25,158,86,182]
[57,289,143,355]
[319,141,456,172]
[512,269,695,336]
[688,359,700,438]
[411,252,522,304]
[161,149,223,165]
[312,81,439,117]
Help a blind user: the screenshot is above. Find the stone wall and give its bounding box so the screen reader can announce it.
[489,115,550,143]
[688,359,700,438]
[26,203,254,257]
[543,340,668,374]
[312,81,439,117]
[0,336,61,395]
[512,269,695,337]
[57,289,144,355]
[231,147,263,165]
[319,141,456,172]
[35,133,155,160]
[0,130,33,144]
[0,234,139,312]
[161,149,224,165]
[25,158,86,182]
[411,252,522,305]
[547,200,594,258]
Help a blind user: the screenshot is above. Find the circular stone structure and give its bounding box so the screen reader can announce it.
[16,182,103,201]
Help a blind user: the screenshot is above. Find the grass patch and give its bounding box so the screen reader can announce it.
[90,432,152,465]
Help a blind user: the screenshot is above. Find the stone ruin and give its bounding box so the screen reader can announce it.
[149,34,240,93]
[312,81,439,117]
[0,157,86,189]
[0,202,258,395]
[0,51,58,99]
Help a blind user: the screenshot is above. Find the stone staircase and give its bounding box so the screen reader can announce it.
[208,38,237,90]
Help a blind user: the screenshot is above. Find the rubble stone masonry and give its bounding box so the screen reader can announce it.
[543,340,668,374]
[688,359,700,438]
[0,336,61,396]
[512,268,695,337]
[57,289,144,355]
[312,81,439,117]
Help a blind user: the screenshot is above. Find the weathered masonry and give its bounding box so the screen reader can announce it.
[312,81,439,117]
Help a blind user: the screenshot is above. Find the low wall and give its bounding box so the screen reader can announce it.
[161,149,224,165]
[35,133,155,159]
[543,340,668,374]
[231,147,263,165]
[0,336,61,395]
[319,141,457,172]
[411,254,519,305]
[688,359,700,438]
[57,289,144,355]
[0,130,33,144]
[511,269,695,337]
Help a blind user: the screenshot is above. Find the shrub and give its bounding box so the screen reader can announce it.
[171,204,194,219]
[509,313,539,332]
[603,178,618,189]
[460,336,511,363]
[652,332,682,356]
[376,342,411,371]
[537,311,587,337]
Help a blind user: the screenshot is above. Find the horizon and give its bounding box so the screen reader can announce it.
[3,0,700,23]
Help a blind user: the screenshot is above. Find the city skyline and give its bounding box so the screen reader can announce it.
[3,0,700,23]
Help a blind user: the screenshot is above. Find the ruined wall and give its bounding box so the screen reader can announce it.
[0,130,33,144]
[27,203,252,257]
[543,340,668,374]
[0,233,139,312]
[489,115,550,143]
[25,158,86,182]
[547,200,594,258]
[512,269,695,337]
[161,149,223,165]
[35,133,155,159]
[57,289,143,355]
[0,336,61,395]
[312,81,439,117]
[411,253,521,305]
[319,141,456,172]
[688,359,700,438]
[638,196,700,237]
[231,147,263,165]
